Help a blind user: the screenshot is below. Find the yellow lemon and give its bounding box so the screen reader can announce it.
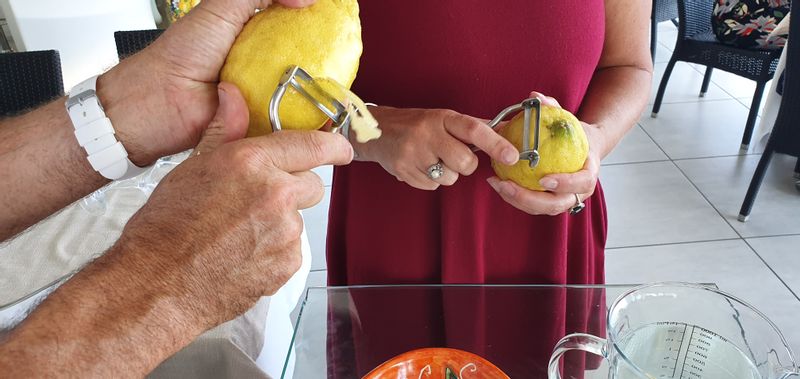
[492,105,589,191]
[220,0,362,137]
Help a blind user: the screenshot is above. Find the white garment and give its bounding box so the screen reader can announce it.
[754,13,791,148]
[754,46,787,149]
[0,157,310,378]
[256,224,311,379]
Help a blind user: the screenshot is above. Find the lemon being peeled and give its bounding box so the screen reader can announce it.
[220,0,373,139]
[492,105,589,191]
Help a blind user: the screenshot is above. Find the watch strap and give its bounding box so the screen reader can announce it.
[66,76,147,180]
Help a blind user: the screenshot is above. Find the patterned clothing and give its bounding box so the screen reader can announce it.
[713,0,791,49]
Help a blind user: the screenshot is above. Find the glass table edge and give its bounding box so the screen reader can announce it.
[280,282,719,377]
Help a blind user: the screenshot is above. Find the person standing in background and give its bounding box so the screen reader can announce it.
[326,1,653,376]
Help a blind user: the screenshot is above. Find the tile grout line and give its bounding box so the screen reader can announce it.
[684,60,768,111]
[637,119,750,251]
[633,32,799,303]
[635,79,798,303]
[668,158,800,300]
[605,237,743,251]
[742,239,800,302]
[652,49,761,106]
[671,153,764,162]
[634,122,672,160]
[732,97,758,111]
[657,33,677,51]
[670,160,744,239]
[623,128,741,250]
[745,233,800,240]
[686,63,736,98]
[647,97,744,107]
[606,232,800,251]
[602,151,765,168]
[602,158,672,167]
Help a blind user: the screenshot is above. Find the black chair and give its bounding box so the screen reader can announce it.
[651,0,679,61]
[114,29,164,60]
[738,12,800,222]
[0,50,64,117]
[651,0,782,150]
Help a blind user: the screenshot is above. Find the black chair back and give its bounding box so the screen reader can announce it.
[654,0,679,24]
[114,29,165,60]
[0,50,64,117]
[676,0,714,41]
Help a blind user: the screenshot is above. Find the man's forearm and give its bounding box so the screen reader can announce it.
[0,65,153,241]
[0,241,207,377]
[0,99,107,240]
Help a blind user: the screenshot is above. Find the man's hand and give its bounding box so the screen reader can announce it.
[98,0,316,166]
[0,83,353,377]
[0,0,319,241]
[118,81,353,326]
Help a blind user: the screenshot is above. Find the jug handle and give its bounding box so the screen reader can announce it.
[547,333,607,379]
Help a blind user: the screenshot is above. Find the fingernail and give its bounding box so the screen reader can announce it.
[502,148,519,165]
[218,84,228,104]
[216,85,230,117]
[539,178,558,190]
[486,177,499,190]
[498,181,516,197]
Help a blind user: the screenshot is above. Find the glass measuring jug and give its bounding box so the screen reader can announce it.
[548,282,798,379]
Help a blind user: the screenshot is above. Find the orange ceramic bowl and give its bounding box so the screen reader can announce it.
[363,348,510,379]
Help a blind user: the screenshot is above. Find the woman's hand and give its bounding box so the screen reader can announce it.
[354,106,520,190]
[97,0,315,166]
[487,92,608,216]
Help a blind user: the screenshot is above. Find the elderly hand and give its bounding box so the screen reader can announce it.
[96,0,315,167]
[486,92,606,216]
[0,82,352,378]
[118,82,352,326]
[354,106,519,190]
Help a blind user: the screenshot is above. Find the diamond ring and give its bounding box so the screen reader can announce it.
[426,161,444,180]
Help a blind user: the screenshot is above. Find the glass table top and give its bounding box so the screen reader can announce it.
[281,284,665,379]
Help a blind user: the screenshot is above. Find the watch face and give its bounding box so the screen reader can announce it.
[363,348,509,379]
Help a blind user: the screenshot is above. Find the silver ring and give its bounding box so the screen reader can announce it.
[569,193,585,215]
[426,161,444,180]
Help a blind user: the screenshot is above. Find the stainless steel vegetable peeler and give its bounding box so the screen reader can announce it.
[268,65,355,139]
[476,98,541,168]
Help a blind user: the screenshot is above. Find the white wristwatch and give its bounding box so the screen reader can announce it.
[66,76,147,180]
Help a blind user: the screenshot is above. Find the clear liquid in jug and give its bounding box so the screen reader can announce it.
[616,322,760,379]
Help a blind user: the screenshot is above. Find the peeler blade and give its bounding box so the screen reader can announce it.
[470,98,541,168]
[268,66,349,133]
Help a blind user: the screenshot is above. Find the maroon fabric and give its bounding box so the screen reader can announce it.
[325,1,608,376]
[327,0,607,288]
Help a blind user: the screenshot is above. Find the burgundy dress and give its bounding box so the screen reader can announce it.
[326,1,608,376]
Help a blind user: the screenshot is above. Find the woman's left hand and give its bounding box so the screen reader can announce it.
[486,92,606,216]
